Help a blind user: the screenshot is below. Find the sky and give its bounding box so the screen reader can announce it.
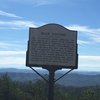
[0,0,100,72]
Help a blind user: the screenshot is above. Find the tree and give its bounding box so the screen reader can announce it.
[81,88,96,100]
[0,73,11,100]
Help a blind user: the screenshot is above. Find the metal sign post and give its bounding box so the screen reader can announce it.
[46,67,74,100]
[48,68,55,100]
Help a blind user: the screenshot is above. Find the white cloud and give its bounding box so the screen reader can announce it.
[78,55,100,71]
[78,40,90,45]
[79,56,100,61]
[0,41,26,50]
[0,10,36,29]
[89,33,100,43]
[66,25,100,34]
[32,0,56,6]
[0,20,36,29]
[0,57,25,65]
[0,50,25,65]
[66,25,100,43]
[0,51,25,56]
[0,42,13,47]
[0,10,22,18]
[0,10,37,29]
[6,0,58,6]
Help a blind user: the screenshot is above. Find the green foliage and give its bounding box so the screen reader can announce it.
[80,87,100,100]
[0,73,100,100]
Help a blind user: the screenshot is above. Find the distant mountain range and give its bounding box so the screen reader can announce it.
[0,68,100,75]
[0,68,31,73]
[0,68,47,73]
[0,68,100,87]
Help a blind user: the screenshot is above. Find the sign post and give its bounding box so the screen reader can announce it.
[48,68,55,100]
[26,23,78,100]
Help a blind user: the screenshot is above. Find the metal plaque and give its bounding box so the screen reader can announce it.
[26,24,78,69]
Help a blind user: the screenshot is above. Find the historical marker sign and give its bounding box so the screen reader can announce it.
[26,24,78,69]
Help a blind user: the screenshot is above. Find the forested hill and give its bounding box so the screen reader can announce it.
[0,74,100,100]
[0,68,100,87]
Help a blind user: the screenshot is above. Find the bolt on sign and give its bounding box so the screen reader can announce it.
[26,24,78,69]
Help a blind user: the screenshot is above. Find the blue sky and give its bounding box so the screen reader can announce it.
[0,0,100,72]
